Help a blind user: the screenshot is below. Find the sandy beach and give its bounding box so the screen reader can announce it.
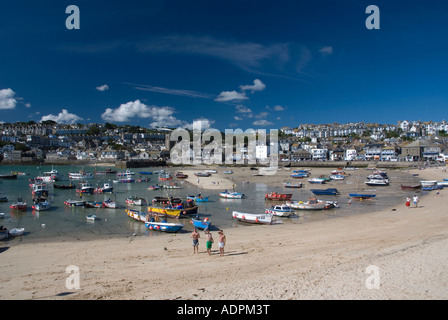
[1,165,448,300]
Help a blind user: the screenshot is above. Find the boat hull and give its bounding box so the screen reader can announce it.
[232,211,273,224]
[145,221,185,232]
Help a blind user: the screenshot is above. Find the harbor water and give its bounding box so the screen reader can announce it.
[0,165,427,243]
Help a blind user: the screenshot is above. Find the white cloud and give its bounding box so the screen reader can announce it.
[253,119,273,126]
[40,109,83,124]
[319,46,333,56]
[235,105,252,113]
[25,103,32,108]
[184,118,216,131]
[240,79,266,92]
[96,84,109,92]
[215,79,265,102]
[234,116,243,121]
[0,88,17,109]
[215,90,248,102]
[101,99,187,128]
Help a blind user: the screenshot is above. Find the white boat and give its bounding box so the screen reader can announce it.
[223,170,233,174]
[330,174,346,180]
[365,179,389,186]
[420,180,438,187]
[116,170,136,177]
[86,214,97,221]
[95,183,114,193]
[102,199,117,209]
[9,227,25,236]
[77,182,94,194]
[265,204,294,217]
[219,191,245,199]
[232,211,273,224]
[126,196,147,206]
[69,172,94,180]
[43,167,60,181]
[287,198,338,210]
[32,200,51,211]
[308,178,326,184]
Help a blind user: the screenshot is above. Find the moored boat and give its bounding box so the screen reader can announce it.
[145,221,185,233]
[264,192,292,201]
[349,193,376,199]
[186,195,209,202]
[190,217,211,230]
[126,196,147,206]
[64,199,86,207]
[400,184,421,190]
[126,208,149,222]
[147,201,198,218]
[194,172,211,177]
[102,198,118,209]
[265,204,294,217]
[283,181,302,188]
[32,200,51,211]
[9,227,25,236]
[232,211,273,224]
[54,183,76,189]
[308,178,326,184]
[365,179,389,186]
[219,191,245,199]
[287,198,338,210]
[175,172,188,179]
[0,174,18,180]
[310,188,340,195]
[9,201,27,211]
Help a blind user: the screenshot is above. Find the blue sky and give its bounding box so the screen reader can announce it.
[1,0,447,131]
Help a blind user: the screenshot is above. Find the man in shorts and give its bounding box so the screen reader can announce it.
[205,230,214,255]
[218,230,226,256]
[191,228,200,254]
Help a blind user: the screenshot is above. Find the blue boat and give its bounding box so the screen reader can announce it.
[139,171,153,175]
[422,185,443,191]
[144,221,185,233]
[187,195,209,202]
[290,173,308,179]
[191,217,211,230]
[311,188,340,195]
[349,193,376,199]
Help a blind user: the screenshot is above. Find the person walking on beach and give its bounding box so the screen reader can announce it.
[413,195,419,208]
[205,230,214,255]
[191,228,200,254]
[218,230,226,256]
[405,196,411,208]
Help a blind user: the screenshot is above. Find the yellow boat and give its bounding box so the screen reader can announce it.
[147,201,198,218]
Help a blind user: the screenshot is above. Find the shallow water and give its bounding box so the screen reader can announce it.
[0,165,428,243]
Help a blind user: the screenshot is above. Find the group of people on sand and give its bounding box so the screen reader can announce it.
[405,195,419,208]
[191,228,226,256]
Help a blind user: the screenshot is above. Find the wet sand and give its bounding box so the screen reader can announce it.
[1,165,447,300]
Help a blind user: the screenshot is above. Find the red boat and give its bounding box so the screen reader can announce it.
[264,192,293,201]
[9,201,27,211]
[176,172,188,179]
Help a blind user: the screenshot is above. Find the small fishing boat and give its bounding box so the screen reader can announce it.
[265,204,294,217]
[9,227,25,236]
[102,198,118,209]
[86,214,97,221]
[158,173,173,181]
[190,217,211,230]
[0,196,8,202]
[310,188,340,195]
[147,201,198,218]
[194,172,211,177]
[152,196,182,205]
[76,182,94,194]
[85,201,104,208]
[264,192,293,201]
[126,209,149,222]
[153,169,166,174]
[287,198,338,210]
[147,185,161,190]
[283,182,302,188]
[186,195,209,202]
[32,200,51,211]
[232,211,273,224]
[365,179,389,186]
[145,221,185,233]
[349,193,376,199]
[162,183,180,189]
[126,196,147,206]
[175,172,188,179]
[420,180,438,187]
[64,199,86,207]
[219,191,245,199]
[139,171,153,175]
[9,201,27,211]
[421,185,443,191]
[223,170,233,174]
[308,178,326,184]
[116,170,135,177]
[94,183,114,193]
[330,174,346,180]
[32,183,49,197]
[69,171,94,180]
[290,173,308,179]
[400,184,421,190]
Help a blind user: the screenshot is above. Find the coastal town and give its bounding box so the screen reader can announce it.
[1,119,448,165]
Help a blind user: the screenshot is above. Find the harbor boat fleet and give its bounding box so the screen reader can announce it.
[4,164,448,238]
